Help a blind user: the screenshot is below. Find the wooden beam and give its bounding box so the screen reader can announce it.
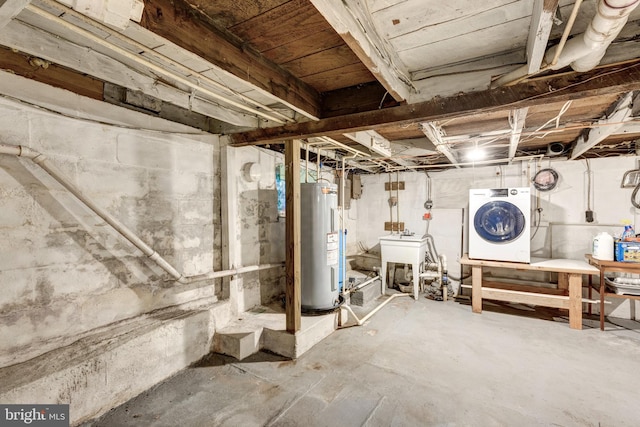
[570,91,635,159]
[139,0,321,119]
[421,122,460,168]
[229,62,640,146]
[309,0,412,102]
[343,130,391,157]
[0,0,30,30]
[508,107,528,161]
[0,46,103,100]
[526,0,559,74]
[285,139,302,333]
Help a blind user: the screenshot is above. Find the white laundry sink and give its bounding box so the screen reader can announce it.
[379,234,429,300]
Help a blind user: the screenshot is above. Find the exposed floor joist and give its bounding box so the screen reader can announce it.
[509,107,529,161]
[140,0,322,119]
[570,91,635,159]
[229,62,640,146]
[0,0,29,29]
[526,0,559,74]
[309,0,413,102]
[421,122,460,168]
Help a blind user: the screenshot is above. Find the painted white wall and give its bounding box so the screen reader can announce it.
[352,157,640,319]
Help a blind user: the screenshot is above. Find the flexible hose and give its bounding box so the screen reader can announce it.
[632,181,640,209]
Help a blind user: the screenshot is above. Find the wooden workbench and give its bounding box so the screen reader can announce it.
[585,254,640,331]
[460,255,599,330]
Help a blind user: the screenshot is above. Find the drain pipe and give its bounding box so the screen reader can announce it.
[0,143,284,284]
[493,0,640,87]
[342,293,410,326]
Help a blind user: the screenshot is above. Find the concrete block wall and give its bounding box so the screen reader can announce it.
[0,75,231,425]
[353,157,640,319]
[222,145,286,312]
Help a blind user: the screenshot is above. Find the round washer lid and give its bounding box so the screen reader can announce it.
[474,201,526,243]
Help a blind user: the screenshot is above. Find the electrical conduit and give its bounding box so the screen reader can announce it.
[0,143,283,283]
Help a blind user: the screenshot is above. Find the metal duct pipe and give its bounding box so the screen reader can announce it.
[0,143,284,284]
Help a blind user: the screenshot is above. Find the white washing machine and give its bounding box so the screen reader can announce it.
[469,187,531,263]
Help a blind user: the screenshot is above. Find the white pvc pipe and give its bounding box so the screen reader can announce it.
[346,275,380,293]
[180,263,285,284]
[0,142,284,284]
[342,293,410,326]
[494,0,640,86]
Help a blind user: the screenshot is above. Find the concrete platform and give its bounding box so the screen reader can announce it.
[213,304,344,360]
[85,296,640,427]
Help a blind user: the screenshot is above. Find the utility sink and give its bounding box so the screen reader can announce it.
[379,234,428,300]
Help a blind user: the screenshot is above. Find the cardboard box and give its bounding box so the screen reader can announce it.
[615,241,640,262]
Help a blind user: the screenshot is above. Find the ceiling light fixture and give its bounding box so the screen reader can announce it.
[466,147,486,162]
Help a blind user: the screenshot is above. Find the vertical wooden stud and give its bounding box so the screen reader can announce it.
[471,266,483,313]
[285,139,301,333]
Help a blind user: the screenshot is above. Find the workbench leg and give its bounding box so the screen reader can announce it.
[599,272,605,331]
[472,266,482,313]
[412,262,419,301]
[381,261,387,296]
[567,273,582,330]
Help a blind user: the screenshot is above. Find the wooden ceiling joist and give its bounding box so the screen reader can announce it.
[229,62,640,146]
[140,0,322,119]
[0,0,30,30]
[508,107,529,161]
[526,0,559,74]
[570,91,635,159]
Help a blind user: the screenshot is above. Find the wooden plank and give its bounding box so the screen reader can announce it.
[558,272,569,291]
[283,44,362,78]
[481,287,571,309]
[472,265,482,313]
[229,61,640,146]
[140,0,321,119]
[0,0,30,30]
[181,0,289,29]
[230,0,328,52]
[508,107,528,161]
[461,255,599,275]
[310,0,412,101]
[526,0,559,74]
[568,273,583,330]
[482,280,568,296]
[0,46,103,100]
[262,28,344,64]
[371,0,514,40]
[301,63,376,93]
[570,92,635,159]
[399,17,531,72]
[285,139,302,333]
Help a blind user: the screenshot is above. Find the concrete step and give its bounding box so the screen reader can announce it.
[212,305,345,360]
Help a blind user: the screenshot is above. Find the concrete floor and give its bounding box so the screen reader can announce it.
[85,296,640,427]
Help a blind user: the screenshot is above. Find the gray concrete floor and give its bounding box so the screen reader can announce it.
[85,297,640,426]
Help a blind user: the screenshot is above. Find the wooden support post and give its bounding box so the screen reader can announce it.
[567,273,583,330]
[285,139,301,333]
[471,265,483,313]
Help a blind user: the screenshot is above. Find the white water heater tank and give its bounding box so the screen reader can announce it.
[592,232,614,261]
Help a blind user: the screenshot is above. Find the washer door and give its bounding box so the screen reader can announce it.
[474,201,526,243]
